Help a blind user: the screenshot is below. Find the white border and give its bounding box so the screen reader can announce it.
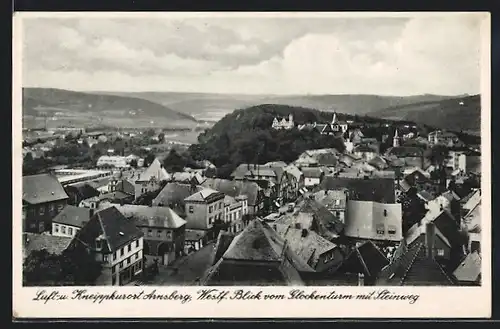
[12,11,492,319]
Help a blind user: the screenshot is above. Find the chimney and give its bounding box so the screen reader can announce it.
[301,229,308,238]
[425,222,436,259]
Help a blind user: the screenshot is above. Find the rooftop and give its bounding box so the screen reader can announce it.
[23,173,69,205]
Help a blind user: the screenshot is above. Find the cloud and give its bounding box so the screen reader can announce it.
[21,14,484,95]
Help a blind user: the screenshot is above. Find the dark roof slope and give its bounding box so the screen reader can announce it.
[212,231,236,266]
[23,173,69,204]
[319,177,395,203]
[338,241,389,277]
[51,205,92,228]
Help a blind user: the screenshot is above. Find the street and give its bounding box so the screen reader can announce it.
[146,242,216,286]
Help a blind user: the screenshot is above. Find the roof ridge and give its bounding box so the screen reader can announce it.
[96,209,113,252]
[399,242,423,285]
[355,246,371,277]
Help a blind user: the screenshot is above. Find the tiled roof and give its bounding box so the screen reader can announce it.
[301,167,324,179]
[52,205,91,228]
[277,227,338,268]
[453,251,481,283]
[152,182,203,207]
[201,178,260,206]
[405,222,451,248]
[88,207,144,253]
[376,242,455,286]
[284,165,303,181]
[339,241,389,277]
[387,146,424,158]
[316,153,338,167]
[112,204,186,229]
[184,187,224,202]
[23,174,69,204]
[23,233,72,258]
[320,177,396,203]
[313,189,348,210]
[137,158,171,182]
[212,231,236,266]
[299,198,344,236]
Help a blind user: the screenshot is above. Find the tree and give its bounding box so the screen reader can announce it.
[158,132,165,143]
[163,149,185,172]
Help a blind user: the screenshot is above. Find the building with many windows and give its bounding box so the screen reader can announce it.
[184,188,225,239]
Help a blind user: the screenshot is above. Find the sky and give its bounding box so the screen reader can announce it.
[20,13,485,96]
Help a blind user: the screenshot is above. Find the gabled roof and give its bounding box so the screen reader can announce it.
[301,167,324,179]
[339,241,389,277]
[52,205,92,228]
[453,251,481,283]
[299,198,344,236]
[405,222,451,248]
[284,165,303,181]
[153,182,203,207]
[320,176,396,203]
[316,153,338,167]
[81,207,143,253]
[112,204,186,229]
[376,242,455,286]
[137,158,171,182]
[313,189,348,210]
[184,187,224,203]
[277,227,339,269]
[368,155,388,170]
[201,178,260,206]
[23,174,69,204]
[23,233,73,258]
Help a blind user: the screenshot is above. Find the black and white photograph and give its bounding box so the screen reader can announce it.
[13,11,490,318]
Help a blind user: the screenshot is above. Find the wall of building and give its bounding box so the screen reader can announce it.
[315,248,344,272]
[24,200,67,233]
[304,177,320,187]
[52,222,80,237]
[185,198,224,230]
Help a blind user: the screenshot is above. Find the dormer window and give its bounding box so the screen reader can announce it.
[95,238,102,250]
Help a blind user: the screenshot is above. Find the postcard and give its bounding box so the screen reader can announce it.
[12,11,491,319]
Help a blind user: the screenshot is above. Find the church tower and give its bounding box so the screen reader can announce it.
[331,112,337,124]
[393,129,400,147]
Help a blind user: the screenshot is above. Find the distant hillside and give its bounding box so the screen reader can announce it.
[99,91,456,121]
[371,95,481,133]
[22,88,198,123]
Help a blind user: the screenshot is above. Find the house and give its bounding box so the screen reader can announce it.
[152,182,203,215]
[445,150,467,172]
[294,153,319,168]
[353,145,378,162]
[284,164,304,198]
[463,200,481,253]
[111,204,186,265]
[271,114,294,130]
[200,219,314,286]
[23,233,73,261]
[51,205,93,238]
[344,200,403,243]
[386,146,425,169]
[452,251,481,286]
[337,241,389,285]
[368,155,389,171]
[96,155,130,169]
[231,164,292,205]
[428,130,461,147]
[22,174,69,233]
[201,178,264,215]
[313,189,348,224]
[70,206,144,286]
[134,158,171,199]
[64,183,100,206]
[298,198,345,240]
[184,229,209,253]
[301,167,324,187]
[274,224,344,272]
[376,223,456,286]
[184,188,225,240]
[320,176,396,203]
[223,195,249,234]
[317,113,349,135]
[405,221,452,261]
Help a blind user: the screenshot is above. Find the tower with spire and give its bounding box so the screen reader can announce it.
[393,129,400,147]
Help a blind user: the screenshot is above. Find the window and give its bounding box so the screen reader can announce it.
[120,248,124,256]
[135,253,139,260]
[112,265,116,273]
[127,257,131,265]
[157,230,162,238]
[38,222,45,232]
[103,255,109,262]
[188,206,194,214]
[209,217,213,224]
[39,206,45,215]
[166,231,173,239]
[135,240,139,248]
[388,226,397,235]
[376,224,385,235]
[95,239,102,250]
[61,226,66,234]
[113,252,117,261]
[209,206,213,213]
[57,203,64,211]
[120,261,124,268]
[128,244,132,252]
[68,227,73,235]
[49,204,55,213]
[219,203,222,210]
[336,211,340,217]
[148,229,152,237]
[54,224,59,233]
[437,249,445,257]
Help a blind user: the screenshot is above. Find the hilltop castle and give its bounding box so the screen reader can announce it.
[272,114,295,130]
